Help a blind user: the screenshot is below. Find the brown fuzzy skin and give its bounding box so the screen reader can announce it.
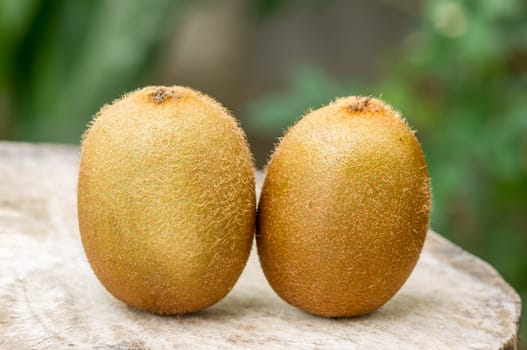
[257,96,430,317]
[78,86,255,315]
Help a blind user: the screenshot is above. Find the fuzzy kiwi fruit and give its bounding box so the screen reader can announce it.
[78,86,255,315]
[257,96,430,317]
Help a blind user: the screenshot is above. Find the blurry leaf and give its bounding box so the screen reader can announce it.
[254,0,289,17]
[246,65,358,136]
[0,0,40,43]
[8,0,189,142]
[0,0,42,87]
[253,0,330,18]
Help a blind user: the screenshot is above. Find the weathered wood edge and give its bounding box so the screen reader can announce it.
[425,233,522,349]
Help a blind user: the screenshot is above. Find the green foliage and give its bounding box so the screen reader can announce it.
[253,0,327,18]
[0,0,188,142]
[247,0,527,340]
[247,66,360,135]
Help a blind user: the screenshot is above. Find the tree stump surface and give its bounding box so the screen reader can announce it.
[0,142,521,349]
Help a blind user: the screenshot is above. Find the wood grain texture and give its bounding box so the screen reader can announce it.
[0,142,521,349]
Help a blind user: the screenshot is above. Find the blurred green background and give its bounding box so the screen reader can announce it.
[1,0,526,344]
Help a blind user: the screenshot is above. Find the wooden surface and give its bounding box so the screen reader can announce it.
[0,142,521,349]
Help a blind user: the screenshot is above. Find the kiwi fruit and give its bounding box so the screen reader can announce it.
[78,86,255,315]
[257,96,430,317]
